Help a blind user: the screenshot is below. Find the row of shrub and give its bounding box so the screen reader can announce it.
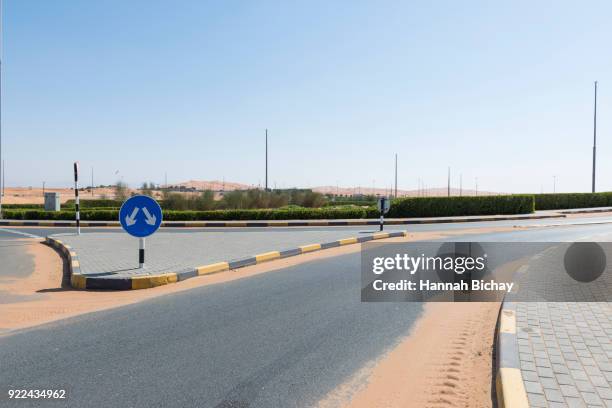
[2,195,534,220]
[1,203,45,209]
[9,192,612,217]
[387,195,534,218]
[63,199,123,208]
[322,200,376,207]
[2,207,374,221]
[69,190,328,210]
[533,192,612,210]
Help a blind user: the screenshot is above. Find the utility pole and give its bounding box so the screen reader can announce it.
[592,81,597,193]
[475,177,478,196]
[0,0,3,220]
[265,129,268,191]
[42,181,45,196]
[447,167,451,197]
[164,172,167,189]
[460,173,462,196]
[91,166,94,196]
[394,153,398,198]
[553,175,557,193]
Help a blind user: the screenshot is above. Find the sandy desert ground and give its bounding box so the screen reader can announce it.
[0,181,500,205]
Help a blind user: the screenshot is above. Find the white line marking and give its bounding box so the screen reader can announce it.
[0,228,42,239]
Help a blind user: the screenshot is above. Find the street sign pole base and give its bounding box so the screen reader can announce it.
[139,237,145,269]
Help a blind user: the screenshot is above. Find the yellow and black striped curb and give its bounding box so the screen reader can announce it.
[46,231,407,290]
[495,301,529,408]
[1,214,566,228]
[46,236,85,289]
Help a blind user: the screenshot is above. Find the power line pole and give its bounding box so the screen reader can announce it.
[460,173,462,196]
[0,0,3,220]
[265,129,268,191]
[592,81,597,193]
[475,177,478,196]
[553,175,557,193]
[447,167,450,197]
[394,153,398,198]
[91,166,94,196]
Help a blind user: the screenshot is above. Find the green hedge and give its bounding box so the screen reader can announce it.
[0,204,44,209]
[2,210,118,221]
[322,200,376,207]
[1,207,369,221]
[534,192,612,210]
[387,195,534,218]
[2,195,536,220]
[63,199,124,208]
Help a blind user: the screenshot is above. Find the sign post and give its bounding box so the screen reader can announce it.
[74,162,80,235]
[119,195,162,268]
[377,196,391,231]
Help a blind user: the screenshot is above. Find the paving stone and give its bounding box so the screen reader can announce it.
[575,380,597,393]
[565,396,587,408]
[591,376,609,387]
[528,392,549,407]
[581,391,603,406]
[597,388,612,401]
[540,377,560,390]
[552,363,570,374]
[525,380,544,394]
[560,384,581,398]
[572,370,590,381]
[523,370,540,382]
[556,373,575,385]
[544,388,565,403]
[522,361,537,371]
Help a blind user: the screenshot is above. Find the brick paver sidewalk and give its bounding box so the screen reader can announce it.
[509,245,612,407]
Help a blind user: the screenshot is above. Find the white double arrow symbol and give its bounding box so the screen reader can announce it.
[125,207,157,226]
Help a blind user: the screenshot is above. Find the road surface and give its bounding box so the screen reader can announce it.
[1,214,611,240]
[0,220,611,407]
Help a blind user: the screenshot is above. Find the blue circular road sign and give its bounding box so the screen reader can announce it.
[119,195,163,238]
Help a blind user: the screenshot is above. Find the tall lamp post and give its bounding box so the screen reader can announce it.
[394,153,398,198]
[0,0,3,219]
[592,81,597,193]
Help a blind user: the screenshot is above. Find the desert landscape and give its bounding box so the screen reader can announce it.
[0,181,500,205]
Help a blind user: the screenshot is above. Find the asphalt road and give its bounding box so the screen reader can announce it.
[1,221,611,408]
[0,251,424,408]
[0,240,39,305]
[1,214,611,239]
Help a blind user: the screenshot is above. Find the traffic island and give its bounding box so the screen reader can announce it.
[47,230,407,290]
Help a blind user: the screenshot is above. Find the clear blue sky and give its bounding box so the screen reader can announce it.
[3,0,611,193]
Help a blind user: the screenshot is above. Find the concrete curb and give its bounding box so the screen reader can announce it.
[2,213,565,228]
[495,302,529,407]
[46,230,407,290]
[46,237,86,289]
[559,207,612,214]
